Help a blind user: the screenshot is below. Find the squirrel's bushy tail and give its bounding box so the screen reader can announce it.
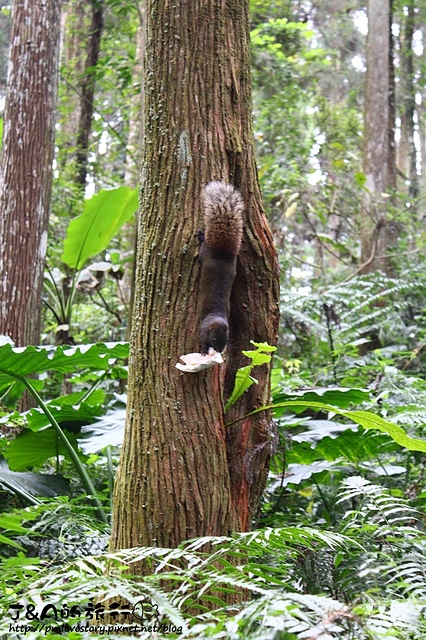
[203,182,244,257]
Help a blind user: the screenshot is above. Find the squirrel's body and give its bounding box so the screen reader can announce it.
[199,182,244,354]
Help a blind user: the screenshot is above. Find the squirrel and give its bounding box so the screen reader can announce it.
[198,181,244,354]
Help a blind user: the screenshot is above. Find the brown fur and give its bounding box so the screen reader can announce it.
[203,182,244,257]
[199,182,244,354]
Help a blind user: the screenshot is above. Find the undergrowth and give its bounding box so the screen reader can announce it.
[1,478,425,639]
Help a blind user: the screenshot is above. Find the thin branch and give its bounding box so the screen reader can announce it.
[301,206,352,267]
[286,250,322,271]
[62,77,139,166]
[341,246,421,283]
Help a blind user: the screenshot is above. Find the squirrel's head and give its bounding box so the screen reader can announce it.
[200,315,228,354]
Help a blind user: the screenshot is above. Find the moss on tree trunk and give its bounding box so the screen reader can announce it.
[110,0,280,554]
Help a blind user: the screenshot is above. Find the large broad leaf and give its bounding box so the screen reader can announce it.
[79,408,127,453]
[0,458,70,497]
[288,427,397,465]
[26,401,104,433]
[4,429,84,471]
[243,400,426,454]
[282,460,348,486]
[272,388,371,416]
[0,341,128,378]
[0,341,128,397]
[62,186,138,269]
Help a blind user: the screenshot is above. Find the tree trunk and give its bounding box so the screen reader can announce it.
[419,94,426,196]
[123,2,146,327]
[360,0,392,273]
[53,0,104,349]
[387,0,397,195]
[124,2,145,189]
[109,0,280,554]
[0,0,61,346]
[59,0,88,175]
[75,0,104,188]
[400,0,418,203]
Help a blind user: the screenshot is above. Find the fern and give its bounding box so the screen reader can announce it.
[333,477,426,605]
[280,273,425,382]
[1,493,426,639]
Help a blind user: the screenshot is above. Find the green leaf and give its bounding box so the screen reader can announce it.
[249,341,277,353]
[225,366,258,413]
[0,458,70,498]
[0,533,24,550]
[354,171,366,186]
[0,508,38,533]
[0,342,119,522]
[244,400,426,453]
[287,424,397,464]
[0,341,128,386]
[5,429,84,471]
[316,233,355,259]
[78,408,126,453]
[283,460,347,486]
[272,387,371,415]
[348,409,426,453]
[1,377,44,411]
[62,186,138,269]
[26,401,104,432]
[226,341,276,411]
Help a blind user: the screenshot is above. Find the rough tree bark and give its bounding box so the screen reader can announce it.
[109,0,280,553]
[0,0,61,346]
[388,0,397,195]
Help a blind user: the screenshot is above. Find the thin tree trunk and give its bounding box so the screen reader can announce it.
[124,2,145,189]
[0,0,61,346]
[388,0,397,195]
[59,0,88,174]
[75,0,104,188]
[110,0,279,555]
[419,94,426,196]
[123,2,145,328]
[401,0,418,203]
[360,0,391,273]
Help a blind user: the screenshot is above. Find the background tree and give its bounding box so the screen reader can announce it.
[360,0,393,273]
[74,0,104,189]
[46,2,141,345]
[109,0,280,553]
[399,0,418,202]
[3,2,426,637]
[0,0,61,346]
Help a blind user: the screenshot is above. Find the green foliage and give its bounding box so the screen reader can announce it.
[2,2,426,638]
[44,187,137,342]
[225,341,276,411]
[250,396,426,453]
[1,487,425,639]
[62,187,137,270]
[251,17,327,204]
[0,340,128,407]
[0,458,70,505]
[279,271,426,385]
[0,341,128,522]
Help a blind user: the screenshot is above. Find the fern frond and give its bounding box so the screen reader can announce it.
[393,407,426,428]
